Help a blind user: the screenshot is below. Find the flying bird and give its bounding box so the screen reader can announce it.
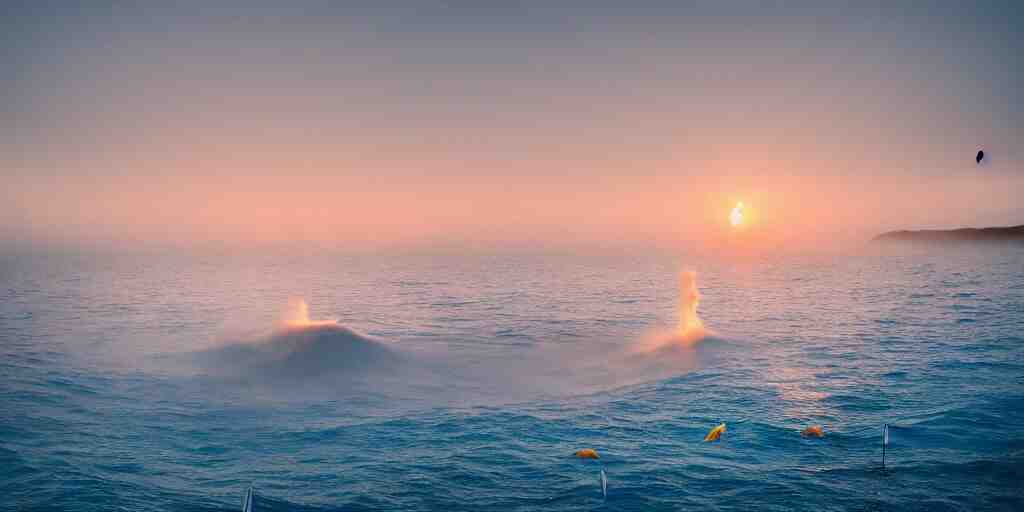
[976,150,984,164]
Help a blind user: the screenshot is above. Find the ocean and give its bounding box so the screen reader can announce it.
[1,244,1022,511]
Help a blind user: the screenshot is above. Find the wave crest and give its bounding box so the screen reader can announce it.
[197,323,400,380]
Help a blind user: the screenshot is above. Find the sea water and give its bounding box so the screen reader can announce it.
[1,244,1022,511]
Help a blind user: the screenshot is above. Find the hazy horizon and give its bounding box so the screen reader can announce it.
[4,2,1022,252]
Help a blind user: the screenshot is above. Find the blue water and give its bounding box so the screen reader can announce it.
[2,245,1022,511]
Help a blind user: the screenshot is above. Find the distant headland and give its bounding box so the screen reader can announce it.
[873,225,1024,243]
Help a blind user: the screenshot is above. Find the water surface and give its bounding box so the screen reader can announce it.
[2,245,1022,511]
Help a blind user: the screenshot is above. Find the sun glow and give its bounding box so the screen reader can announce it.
[729,202,745,227]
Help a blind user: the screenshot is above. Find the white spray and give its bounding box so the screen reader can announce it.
[279,298,337,328]
[632,269,709,353]
[678,271,704,336]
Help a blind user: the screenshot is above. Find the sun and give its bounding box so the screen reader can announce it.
[729,201,744,227]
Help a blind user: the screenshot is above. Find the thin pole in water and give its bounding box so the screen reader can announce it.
[881,424,889,470]
[242,485,254,512]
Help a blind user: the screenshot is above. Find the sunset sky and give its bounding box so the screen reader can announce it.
[3,2,1022,250]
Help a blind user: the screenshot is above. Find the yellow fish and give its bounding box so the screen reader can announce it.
[704,423,726,442]
[801,425,824,438]
[574,448,600,459]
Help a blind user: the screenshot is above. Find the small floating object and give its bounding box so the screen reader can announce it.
[882,423,890,470]
[801,425,824,438]
[976,149,985,164]
[600,469,607,499]
[703,423,726,442]
[241,485,254,512]
[574,448,600,459]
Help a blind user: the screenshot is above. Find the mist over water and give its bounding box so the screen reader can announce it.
[2,246,1023,511]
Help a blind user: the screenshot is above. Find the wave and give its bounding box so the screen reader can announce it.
[182,276,731,403]
[194,323,402,381]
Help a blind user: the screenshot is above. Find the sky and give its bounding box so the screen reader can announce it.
[3,1,1022,251]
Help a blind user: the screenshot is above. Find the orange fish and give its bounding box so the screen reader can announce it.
[801,425,824,438]
[574,448,600,459]
[704,423,726,442]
